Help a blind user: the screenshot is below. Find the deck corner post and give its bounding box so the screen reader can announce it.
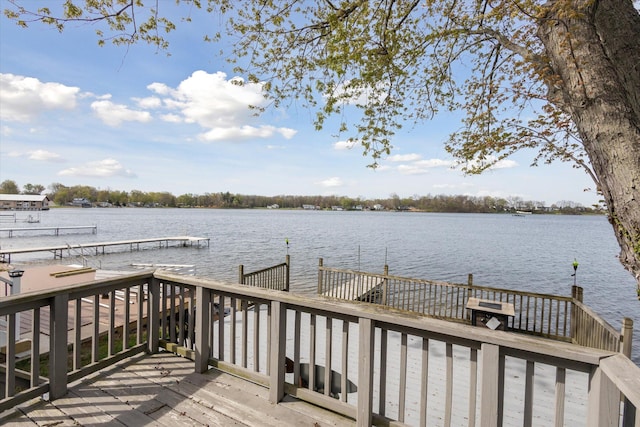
[49,293,69,400]
[357,317,375,427]
[195,285,211,373]
[479,343,500,427]
[238,265,244,284]
[317,258,324,294]
[587,363,618,427]
[620,317,633,358]
[147,276,160,354]
[285,255,290,292]
[269,300,287,403]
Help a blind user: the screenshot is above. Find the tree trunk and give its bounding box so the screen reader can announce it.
[538,0,640,288]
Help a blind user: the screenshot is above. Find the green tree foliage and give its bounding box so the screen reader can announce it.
[21,183,46,194]
[4,0,639,288]
[0,179,20,194]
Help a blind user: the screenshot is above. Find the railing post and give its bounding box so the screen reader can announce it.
[195,285,211,373]
[285,255,290,292]
[147,277,160,354]
[587,364,619,427]
[49,293,69,400]
[570,285,583,343]
[619,317,636,427]
[479,343,500,427]
[357,317,375,427]
[269,301,287,403]
[317,258,324,294]
[382,264,389,306]
[620,317,633,358]
[238,264,244,284]
[468,273,473,287]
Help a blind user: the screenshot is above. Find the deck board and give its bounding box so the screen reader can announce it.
[1,352,355,427]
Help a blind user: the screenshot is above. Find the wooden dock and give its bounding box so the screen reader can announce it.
[0,236,210,263]
[0,225,97,237]
[321,276,384,302]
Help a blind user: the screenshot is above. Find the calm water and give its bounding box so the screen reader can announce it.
[2,208,638,363]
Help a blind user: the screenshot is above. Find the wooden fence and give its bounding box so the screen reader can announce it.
[238,255,290,291]
[1,271,639,426]
[317,261,631,356]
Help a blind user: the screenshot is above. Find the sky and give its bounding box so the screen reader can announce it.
[0,1,601,206]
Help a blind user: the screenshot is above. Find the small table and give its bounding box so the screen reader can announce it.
[466,297,515,331]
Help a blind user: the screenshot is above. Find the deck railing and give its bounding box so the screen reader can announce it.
[238,255,290,291]
[1,271,639,427]
[0,271,154,412]
[317,261,630,355]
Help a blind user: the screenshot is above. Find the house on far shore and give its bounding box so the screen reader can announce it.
[0,194,50,210]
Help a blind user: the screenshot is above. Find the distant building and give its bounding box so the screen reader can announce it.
[0,194,50,210]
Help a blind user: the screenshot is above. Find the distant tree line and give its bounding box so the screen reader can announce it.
[0,179,603,214]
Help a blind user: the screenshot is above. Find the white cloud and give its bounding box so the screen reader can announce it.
[134,96,162,109]
[460,156,519,171]
[58,158,136,178]
[387,153,422,162]
[28,149,64,162]
[148,70,296,141]
[160,113,183,123]
[199,125,296,142]
[333,140,357,150]
[318,177,343,188]
[414,159,455,168]
[0,73,79,122]
[90,100,152,127]
[394,157,456,175]
[397,164,430,175]
[490,159,518,169]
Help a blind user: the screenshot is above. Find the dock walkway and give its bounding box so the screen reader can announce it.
[0,236,210,263]
[322,276,384,302]
[0,225,97,238]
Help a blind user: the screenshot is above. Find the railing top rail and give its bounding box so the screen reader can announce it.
[243,262,288,277]
[573,298,621,338]
[319,265,573,302]
[154,271,611,367]
[0,270,154,316]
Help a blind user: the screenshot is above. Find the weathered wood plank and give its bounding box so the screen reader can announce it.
[2,352,354,427]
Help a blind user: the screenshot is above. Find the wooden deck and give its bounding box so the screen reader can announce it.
[1,351,354,426]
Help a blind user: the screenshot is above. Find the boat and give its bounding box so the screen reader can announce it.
[513,210,533,217]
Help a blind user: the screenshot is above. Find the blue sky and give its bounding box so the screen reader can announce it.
[0,1,600,206]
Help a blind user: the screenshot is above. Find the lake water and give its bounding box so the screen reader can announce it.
[2,208,638,363]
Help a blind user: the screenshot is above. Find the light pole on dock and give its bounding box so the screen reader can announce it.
[571,259,578,286]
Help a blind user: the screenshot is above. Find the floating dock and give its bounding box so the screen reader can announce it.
[0,236,209,264]
[0,225,97,237]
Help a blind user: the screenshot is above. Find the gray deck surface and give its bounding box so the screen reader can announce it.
[1,352,354,427]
